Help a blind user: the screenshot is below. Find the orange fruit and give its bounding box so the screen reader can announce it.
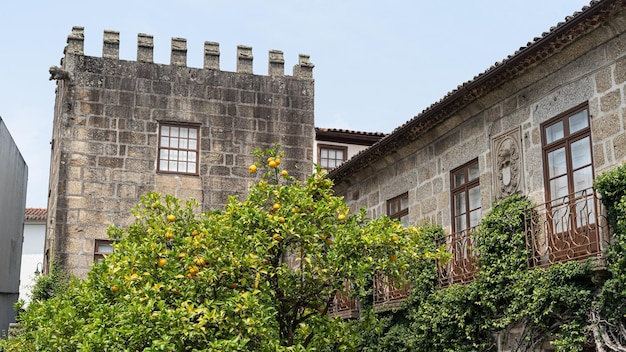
[338,214,346,221]
[390,255,398,262]
[281,170,288,176]
[157,258,167,267]
[275,158,281,166]
[195,257,206,266]
[392,235,398,242]
[273,203,281,210]
[272,233,282,241]
[191,230,199,236]
[278,217,285,223]
[111,285,120,292]
[167,215,176,222]
[269,160,278,168]
[165,231,174,240]
[249,164,257,173]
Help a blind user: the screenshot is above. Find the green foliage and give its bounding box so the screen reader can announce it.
[1,146,435,352]
[358,193,598,351]
[28,260,69,302]
[595,163,626,323]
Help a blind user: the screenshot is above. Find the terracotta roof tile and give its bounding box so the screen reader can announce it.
[25,208,47,221]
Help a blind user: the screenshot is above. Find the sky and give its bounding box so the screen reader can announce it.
[0,0,593,208]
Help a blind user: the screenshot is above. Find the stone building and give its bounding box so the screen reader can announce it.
[314,127,386,170]
[329,0,626,348]
[45,27,315,277]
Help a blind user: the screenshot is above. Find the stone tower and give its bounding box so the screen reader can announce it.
[45,27,315,277]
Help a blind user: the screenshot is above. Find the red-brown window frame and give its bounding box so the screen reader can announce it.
[157,121,201,175]
[387,192,409,221]
[540,103,594,205]
[317,144,348,169]
[94,239,116,262]
[450,159,480,235]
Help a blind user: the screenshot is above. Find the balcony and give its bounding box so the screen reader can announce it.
[436,229,478,288]
[525,188,608,268]
[328,282,360,319]
[373,271,410,311]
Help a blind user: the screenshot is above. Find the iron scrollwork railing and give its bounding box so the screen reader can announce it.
[436,228,478,287]
[525,188,607,268]
[373,272,410,310]
[328,282,359,319]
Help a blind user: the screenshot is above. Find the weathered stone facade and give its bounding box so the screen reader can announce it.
[45,27,315,277]
[330,1,626,350]
[332,1,626,233]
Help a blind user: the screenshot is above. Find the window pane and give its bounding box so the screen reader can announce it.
[170,150,178,161]
[321,149,328,158]
[548,148,566,178]
[573,166,593,193]
[160,136,169,148]
[550,175,569,201]
[178,162,187,172]
[180,138,188,149]
[189,152,197,162]
[337,150,344,161]
[97,242,114,253]
[400,194,409,210]
[469,209,481,228]
[545,121,564,144]
[171,127,179,137]
[454,171,465,187]
[468,163,480,181]
[571,137,591,169]
[389,201,398,215]
[455,216,466,234]
[180,128,188,138]
[469,186,481,210]
[569,110,588,133]
[189,163,196,172]
[189,129,197,138]
[161,126,170,136]
[454,193,466,214]
[169,162,177,171]
[189,139,197,150]
[160,149,168,159]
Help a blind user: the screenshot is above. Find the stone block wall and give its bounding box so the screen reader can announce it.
[332,4,626,237]
[45,27,315,277]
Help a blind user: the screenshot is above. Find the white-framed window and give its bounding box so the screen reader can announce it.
[158,123,200,175]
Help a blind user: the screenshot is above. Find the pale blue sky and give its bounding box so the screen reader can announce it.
[0,0,591,207]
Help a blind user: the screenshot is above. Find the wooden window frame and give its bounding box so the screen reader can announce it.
[94,239,116,262]
[317,144,348,169]
[387,192,409,221]
[540,103,594,204]
[450,159,481,235]
[157,122,200,175]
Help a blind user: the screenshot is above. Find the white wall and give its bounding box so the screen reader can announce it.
[19,221,45,304]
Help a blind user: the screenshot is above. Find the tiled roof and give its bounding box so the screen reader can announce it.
[330,0,623,180]
[315,127,387,146]
[315,127,387,138]
[25,208,47,221]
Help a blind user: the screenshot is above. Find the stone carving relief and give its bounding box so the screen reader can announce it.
[492,128,523,199]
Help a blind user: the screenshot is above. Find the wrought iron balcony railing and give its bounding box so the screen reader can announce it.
[436,228,478,288]
[373,271,410,311]
[328,282,360,319]
[525,188,608,268]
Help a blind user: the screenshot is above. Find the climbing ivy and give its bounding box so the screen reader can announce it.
[355,193,599,351]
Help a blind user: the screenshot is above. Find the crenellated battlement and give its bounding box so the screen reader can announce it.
[64,26,314,78]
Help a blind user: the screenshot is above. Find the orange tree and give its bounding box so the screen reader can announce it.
[1,146,435,351]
